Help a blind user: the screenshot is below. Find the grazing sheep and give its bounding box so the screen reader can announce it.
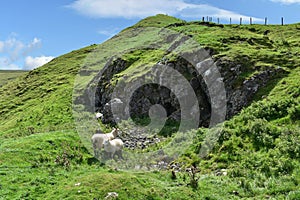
[95,112,103,119]
[103,138,124,159]
[91,128,119,157]
[105,192,118,199]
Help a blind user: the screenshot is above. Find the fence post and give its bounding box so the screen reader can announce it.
[281,17,284,25]
[265,17,267,25]
[240,17,242,25]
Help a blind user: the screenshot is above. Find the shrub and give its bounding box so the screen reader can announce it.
[288,104,300,121]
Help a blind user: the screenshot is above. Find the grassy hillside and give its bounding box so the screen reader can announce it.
[0,46,97,137]
[0,14,299,199]
[0,70,27,87]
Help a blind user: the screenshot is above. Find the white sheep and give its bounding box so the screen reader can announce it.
[103,138,124,159]
[95,112,103,119]
[91,128,119,157]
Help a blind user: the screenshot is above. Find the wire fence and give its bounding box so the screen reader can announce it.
[201,16,287,25]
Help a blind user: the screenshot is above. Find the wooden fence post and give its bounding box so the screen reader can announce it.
[265,17,267,25]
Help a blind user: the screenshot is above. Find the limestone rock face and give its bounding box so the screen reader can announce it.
[91,55,285,127]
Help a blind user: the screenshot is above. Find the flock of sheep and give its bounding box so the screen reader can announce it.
[91,113,124,160]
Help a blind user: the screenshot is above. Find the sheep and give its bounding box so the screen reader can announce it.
[103,138,124,159]
[91,128,119,158]
[95,112,103,119]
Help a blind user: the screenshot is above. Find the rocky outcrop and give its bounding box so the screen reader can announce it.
[117,127,162,150]
[89,54,286,128]
[215,57,286,117]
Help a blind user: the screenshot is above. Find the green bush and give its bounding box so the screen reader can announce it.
[288,104,300,121]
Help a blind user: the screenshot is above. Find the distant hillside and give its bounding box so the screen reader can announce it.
[0,14,299,199]
[0,70,27,87]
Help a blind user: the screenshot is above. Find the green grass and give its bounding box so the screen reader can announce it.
[0,14,299,199]
[124,14,185,30]
[0,70,27,87]
[3,131,296,199]
[0,45,98,138]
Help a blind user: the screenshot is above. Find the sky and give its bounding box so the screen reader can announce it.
[0,0,299,70]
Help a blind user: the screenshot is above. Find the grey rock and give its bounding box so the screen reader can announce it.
[89,55,286,127]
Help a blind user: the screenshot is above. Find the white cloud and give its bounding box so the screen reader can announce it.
[68,0,181,18]
[68,0,263,21]
[0,35,42,62]
[97,27,120,37]
[25,37,42,55]
[1,63,21,70]
[0,35,45,70]
[24,56,54,70]
[270,0,300,4]
[0,57,21,70]
[0,41,4,52]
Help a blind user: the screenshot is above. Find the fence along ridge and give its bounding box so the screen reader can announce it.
[201,16,286,25]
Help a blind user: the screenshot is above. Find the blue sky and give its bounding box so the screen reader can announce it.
[0,0,299,70]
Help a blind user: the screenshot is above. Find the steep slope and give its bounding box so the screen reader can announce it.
[0,14,299,199]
